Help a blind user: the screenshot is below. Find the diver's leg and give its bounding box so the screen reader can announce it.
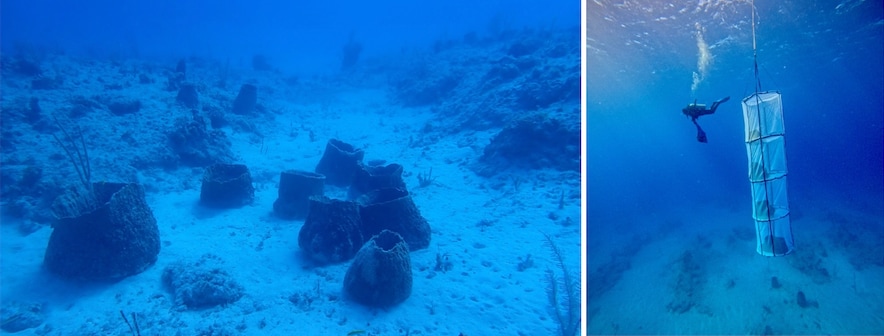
[710,96,730,113]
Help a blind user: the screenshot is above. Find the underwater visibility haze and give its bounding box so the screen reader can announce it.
[588,0,883,335]
[0,0,582,335]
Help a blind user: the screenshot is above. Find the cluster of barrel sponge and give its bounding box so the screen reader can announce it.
[199,138,431,307]
[40,138,428,309]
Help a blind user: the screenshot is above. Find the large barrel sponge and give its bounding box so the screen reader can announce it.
[298,196,364,265]
[358,188,430,251]
[348,163,405,200]
[199,163,255,208]
[315,139,365,187]
[273,170,325,220]
[44,182,160,281]
[162,254,244,310]
[232,84,258,115]
[344,230,412,307]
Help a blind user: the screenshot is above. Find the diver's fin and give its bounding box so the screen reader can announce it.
[717,96,730,104]
[693,119,708,143]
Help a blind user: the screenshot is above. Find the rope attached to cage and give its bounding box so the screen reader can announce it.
[750,0,778,256]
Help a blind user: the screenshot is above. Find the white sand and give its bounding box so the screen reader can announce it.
[0,55,581,335]
[588,201,884,335]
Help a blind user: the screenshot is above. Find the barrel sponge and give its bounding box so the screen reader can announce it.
[44,182,160,281]
[274,170,326,220]
[199,163,255,208]
[348,163,405,200]
[298,196,364,265]
[315,139,365,187]
[358,188,431,251]
[343,230,412,307]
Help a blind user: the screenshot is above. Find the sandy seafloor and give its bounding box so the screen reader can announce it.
[587,193,884,335]
[0,34,581,335]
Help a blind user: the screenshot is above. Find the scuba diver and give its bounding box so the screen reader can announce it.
[682,96,730,143]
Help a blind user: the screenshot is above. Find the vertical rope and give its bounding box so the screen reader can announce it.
[752,0,757,51]
[751,0,777,256]
[752,0,762,92]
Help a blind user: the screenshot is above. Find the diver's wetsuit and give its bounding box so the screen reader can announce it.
[682,96,729,143]
[683,96,729,121]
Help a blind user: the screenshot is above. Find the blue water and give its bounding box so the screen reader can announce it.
[1,1,581,335]
[1,0,575,76]
[587,1,883,334]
